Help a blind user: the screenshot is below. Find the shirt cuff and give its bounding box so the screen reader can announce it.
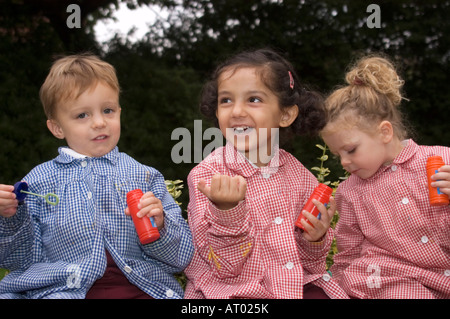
[207,200,247,227]
[0,206,29,235]
[298,228,332,252]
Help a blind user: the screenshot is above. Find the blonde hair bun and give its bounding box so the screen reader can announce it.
[345,56,404,107]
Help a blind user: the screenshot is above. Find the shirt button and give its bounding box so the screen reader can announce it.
[81,161,87,167]
[274,217,283,225]
[285,262,294,270]
[421,235,429,244]
[322,273,331,282]
[124,265,132,273]
[262,173,270,179]
[444,270,450,277]
[401,197,409,205]
[166,289,174,298]
[391,165,397,171]
[87,192,92,199]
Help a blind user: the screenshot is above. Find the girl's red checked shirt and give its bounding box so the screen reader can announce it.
[184,142,348,299]
[332,139,450,299]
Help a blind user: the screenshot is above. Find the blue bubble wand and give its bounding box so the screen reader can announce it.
[13,182,59,206]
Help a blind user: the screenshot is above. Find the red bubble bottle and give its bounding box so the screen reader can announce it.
[426,156,449,206]
[295,183,333,231]
[127,189,160,244]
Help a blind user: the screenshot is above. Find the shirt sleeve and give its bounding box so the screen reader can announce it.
[139,168,194,274]
[187,166,254,280]
[295,226,333,275]
[0,196,35,271]
[330,186,364,283]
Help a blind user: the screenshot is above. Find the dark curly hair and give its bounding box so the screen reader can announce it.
[200,48,326,140]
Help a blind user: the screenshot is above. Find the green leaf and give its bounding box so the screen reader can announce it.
[315,144,326,151]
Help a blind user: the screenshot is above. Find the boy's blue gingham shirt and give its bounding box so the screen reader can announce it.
[0,147,193,299]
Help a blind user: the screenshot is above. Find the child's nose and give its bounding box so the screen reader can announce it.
[231,101,247,117]
[92,114,106,128]
[340,156,351,167]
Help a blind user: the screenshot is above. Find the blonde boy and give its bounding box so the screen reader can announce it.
[0,54,193,299]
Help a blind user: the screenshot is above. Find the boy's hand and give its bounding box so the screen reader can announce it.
[125,191,164,230]
[197,174,247,211]
[0,184,18,218]
[299,196,336,242]
[431,165,450,196]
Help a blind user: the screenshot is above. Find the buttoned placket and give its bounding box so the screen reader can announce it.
[166,289,174,298]
[266,169,297,275]
[261,172,271,179]
[400,192,432,246]
[80,159,94,201]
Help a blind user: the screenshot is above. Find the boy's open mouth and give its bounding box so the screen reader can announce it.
[93,135,108,141]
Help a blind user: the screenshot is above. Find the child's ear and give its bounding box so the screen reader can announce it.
[280,105,299,128]
[379,120,394,143]
[46,119,65,139]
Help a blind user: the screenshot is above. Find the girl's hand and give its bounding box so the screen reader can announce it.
[300,196,336,242]
[197,174,247,210]
[125,191,164,230]
[431,165,450,196]
[0,184,18,218]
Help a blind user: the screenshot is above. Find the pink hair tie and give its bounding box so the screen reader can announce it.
[288,71,294,89]
[353,76,364,86]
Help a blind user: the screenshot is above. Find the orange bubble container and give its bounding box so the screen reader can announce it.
[426,156,449,206]
[295,183,333,230]
[127,189,160,244]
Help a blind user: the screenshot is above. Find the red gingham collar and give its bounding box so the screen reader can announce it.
[392,139,418,165]
[370,139,418,179]
[222,142,285,178]
[340,139,418,183]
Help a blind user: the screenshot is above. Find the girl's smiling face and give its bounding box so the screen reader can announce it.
[216,67,297,166]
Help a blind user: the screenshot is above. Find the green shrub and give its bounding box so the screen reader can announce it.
[0,268,8,281]
[311,144,348,270]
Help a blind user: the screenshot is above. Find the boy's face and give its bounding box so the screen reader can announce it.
[47,82,121,158]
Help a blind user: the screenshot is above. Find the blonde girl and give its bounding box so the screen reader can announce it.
[321,54,450,299]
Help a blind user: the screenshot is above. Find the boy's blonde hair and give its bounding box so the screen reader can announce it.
[323,54,408,139]
[40,54,120,119]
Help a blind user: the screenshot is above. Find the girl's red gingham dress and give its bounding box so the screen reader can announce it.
[184,142,348,299]
[332,139,450,298]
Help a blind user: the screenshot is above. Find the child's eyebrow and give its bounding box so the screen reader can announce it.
[217,90,232,96]
[247,90,268,97]
[218,89,268,96]
[102,101,120,107]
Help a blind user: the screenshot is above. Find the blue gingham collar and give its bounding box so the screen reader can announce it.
[55,146,120,165]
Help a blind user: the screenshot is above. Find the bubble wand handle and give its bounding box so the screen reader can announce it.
[20,190,59,206]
